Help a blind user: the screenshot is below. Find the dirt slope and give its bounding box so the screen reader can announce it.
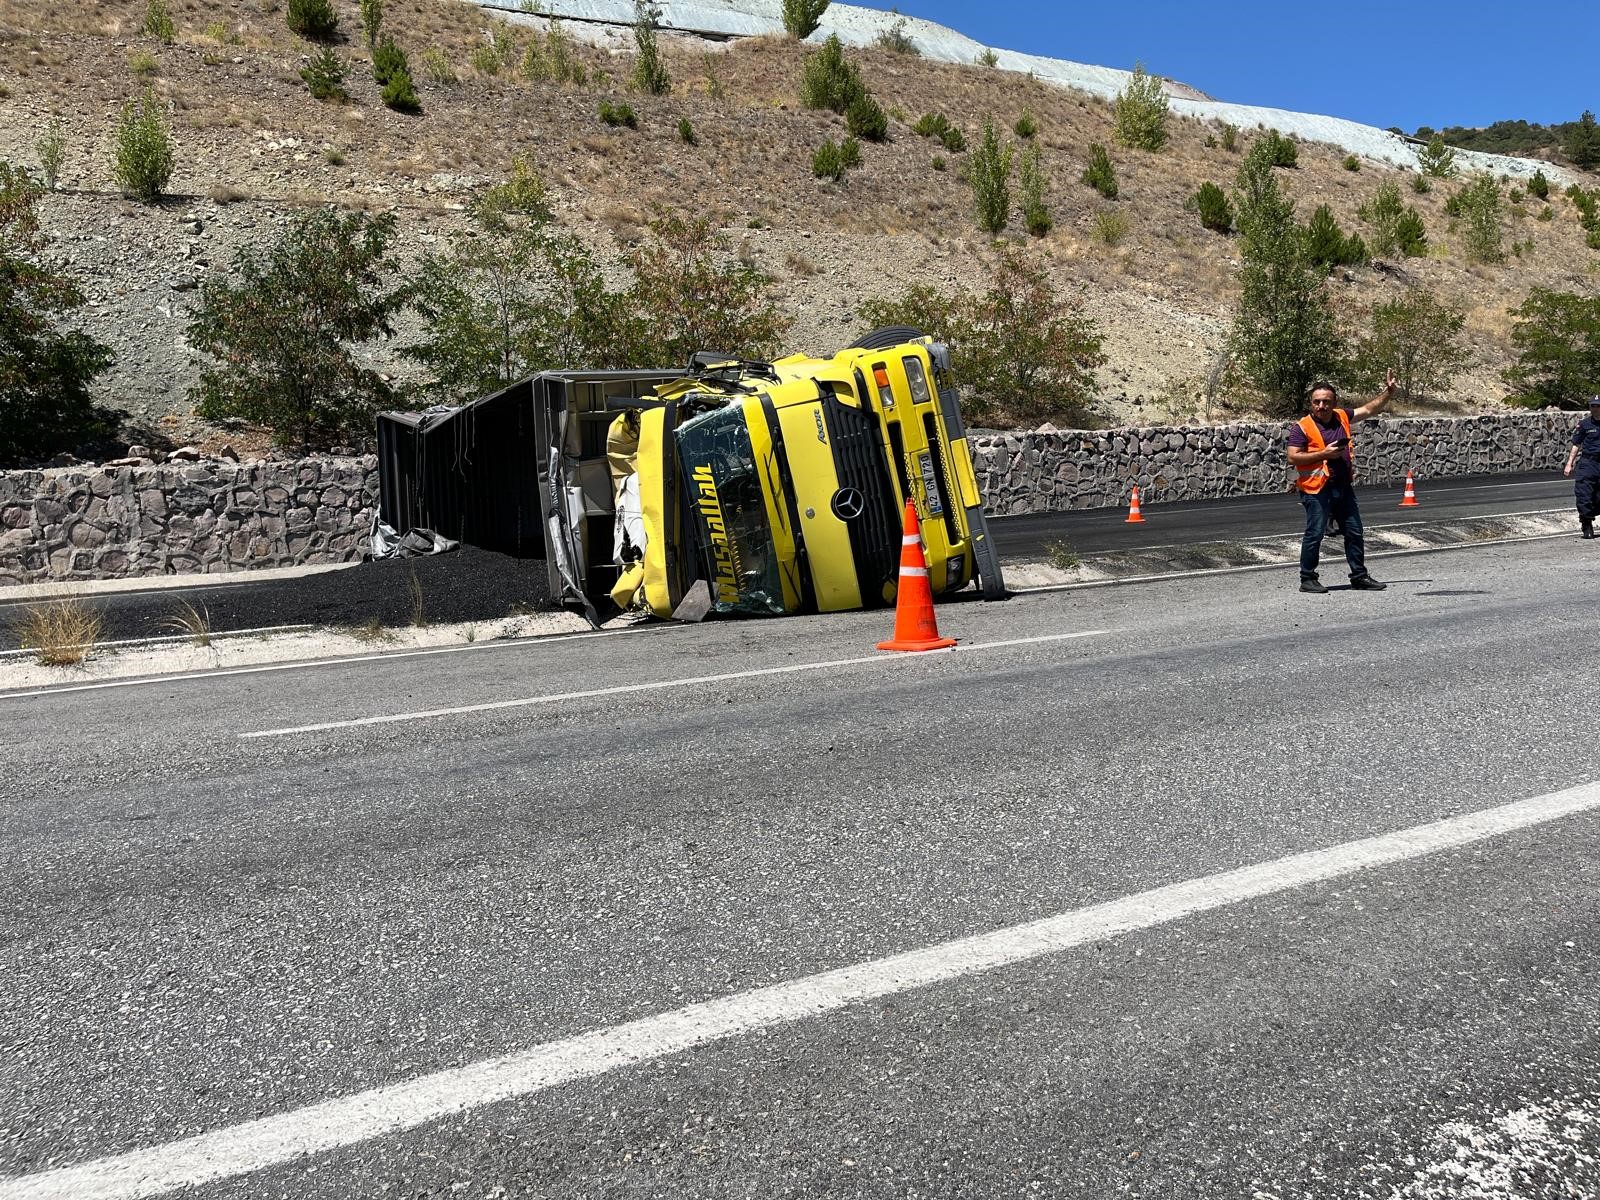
[1,0,1595,454]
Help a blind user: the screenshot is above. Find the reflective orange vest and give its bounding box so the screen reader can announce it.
[1293,410,1353,495]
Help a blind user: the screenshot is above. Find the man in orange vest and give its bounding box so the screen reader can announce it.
[1286,370,1398,593]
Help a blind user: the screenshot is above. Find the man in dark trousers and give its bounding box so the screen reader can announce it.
[1563,394,1600,539]
[1286,370,1398,594]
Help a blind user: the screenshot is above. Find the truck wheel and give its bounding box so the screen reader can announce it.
[844,325,927,352]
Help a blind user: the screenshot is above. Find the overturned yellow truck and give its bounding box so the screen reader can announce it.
[376,329,1005,621]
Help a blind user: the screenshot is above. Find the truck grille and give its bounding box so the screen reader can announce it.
[821,395,900,606]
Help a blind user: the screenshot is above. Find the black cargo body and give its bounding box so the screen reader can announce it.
[377,370,682,617]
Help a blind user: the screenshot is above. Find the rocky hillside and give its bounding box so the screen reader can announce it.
[1,0,1596,455]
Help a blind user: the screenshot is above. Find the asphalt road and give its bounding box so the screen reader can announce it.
[3,534,1598,1198]
[0,471,1575,650]
[989,469,1571,559]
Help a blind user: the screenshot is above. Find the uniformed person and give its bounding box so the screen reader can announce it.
[1563,394,1600,539]
[1286,370,1398,593]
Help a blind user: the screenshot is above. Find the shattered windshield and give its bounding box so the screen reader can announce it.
[674,404,789,616]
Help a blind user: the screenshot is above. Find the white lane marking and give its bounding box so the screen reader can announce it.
[6,780,1598,1200]
[0,627,666,702]
[238,630,1113,739]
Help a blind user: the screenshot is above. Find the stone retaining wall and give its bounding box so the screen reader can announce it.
[0,412,1579,584]
[970,411,1574,515]
[0,457,377,586]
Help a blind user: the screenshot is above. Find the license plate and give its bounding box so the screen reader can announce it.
[918,451,944,516]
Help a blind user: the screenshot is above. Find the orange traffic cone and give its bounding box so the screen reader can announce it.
[877,499,957,653]
[1399,470,1419,507]
[1125,485,1146,523]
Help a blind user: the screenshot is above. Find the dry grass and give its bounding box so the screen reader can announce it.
[346,616,394,642]
[14,596,105,666]
[159,598,212,646]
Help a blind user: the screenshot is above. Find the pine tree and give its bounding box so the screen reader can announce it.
[1565,110,1600,171]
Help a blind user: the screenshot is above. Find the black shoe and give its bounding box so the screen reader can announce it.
[1584,523,1596,539]
[1300,577,1328,594]
[1350,575,1388,591]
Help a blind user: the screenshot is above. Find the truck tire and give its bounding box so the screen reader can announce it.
[844,325,927,352]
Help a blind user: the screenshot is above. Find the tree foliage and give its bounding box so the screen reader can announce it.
[969,117,1012,234]
[1303,204,1368,272]
[1416,133,1457,178]
[799,34,864,114]
[112,87,174,202]
[781,0,829,40]
[1080,142,1117,200]
[0,163,115,466]
[1226,141,1343,414]
[286,0,337,40]
[631,0,670,95]
[858,251,1104,426]
[1564,110,1600,171]
[1018,142,1050,237]
[300,48,348,101]
[1455,175,1504,263]
[1503,288,1600,407]
[359,0,382,47]
[618,215,790,366]
[1112,61,1168,151]
[1353,287,1468,401]
[1357,180,1426,257]
[1193,181,1232,233]
[187,209,407,448]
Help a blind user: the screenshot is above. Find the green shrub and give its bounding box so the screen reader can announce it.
[846,92,887,142]
[1565,110,1600,170]
[840,136,861,168]
[1529,169,1550,200]
[1013,109,1038,139]
[856,251,1104,425]
[1304,204,1367,271]
[470,43,503,75]
[599,99,637,128]
[1259,129,1298,167]
[286,0,338,40]
[931,155,946,172]
[1352,286,1468,401]
[1417,133,1457,178]
[969,118,1012,234]
[372,38,406,85]
[1394,207,1428,256]
[1456,174,1504,263]
[0,162,115,466]
[112,86,174,202]
[1112,61,1168,151]
[420,46,455,84]
[1081,142,1117,200]
[1343,154,1360,171]
[678,117,696,145]
[522,21,583,85]
[781,0,829,39]
[976,47,998,68]
[382,68,420,112]
[800,34,864,114]
[1203,133,1217,149]
[36,121,65,191]
[812,139,845,181]
[1538,204,1554,222]
[1019,142,1050,237]
[142,0,175,43]
[360,0,382,46]
[189,208,407,449]
[873,16,917,54]
[128,49,158,77]
[1193,181,1232,232]
[1093,210,1128,246]
[300,48,347,101]
[1219,122,1238,152]
[631,0,670,95]
[1503,288,1600,407]
[913,112,964,152]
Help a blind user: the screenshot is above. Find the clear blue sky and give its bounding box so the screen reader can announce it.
[877,2,1597,133]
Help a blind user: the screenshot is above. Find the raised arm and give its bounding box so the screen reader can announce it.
[1352,368,1399,421]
